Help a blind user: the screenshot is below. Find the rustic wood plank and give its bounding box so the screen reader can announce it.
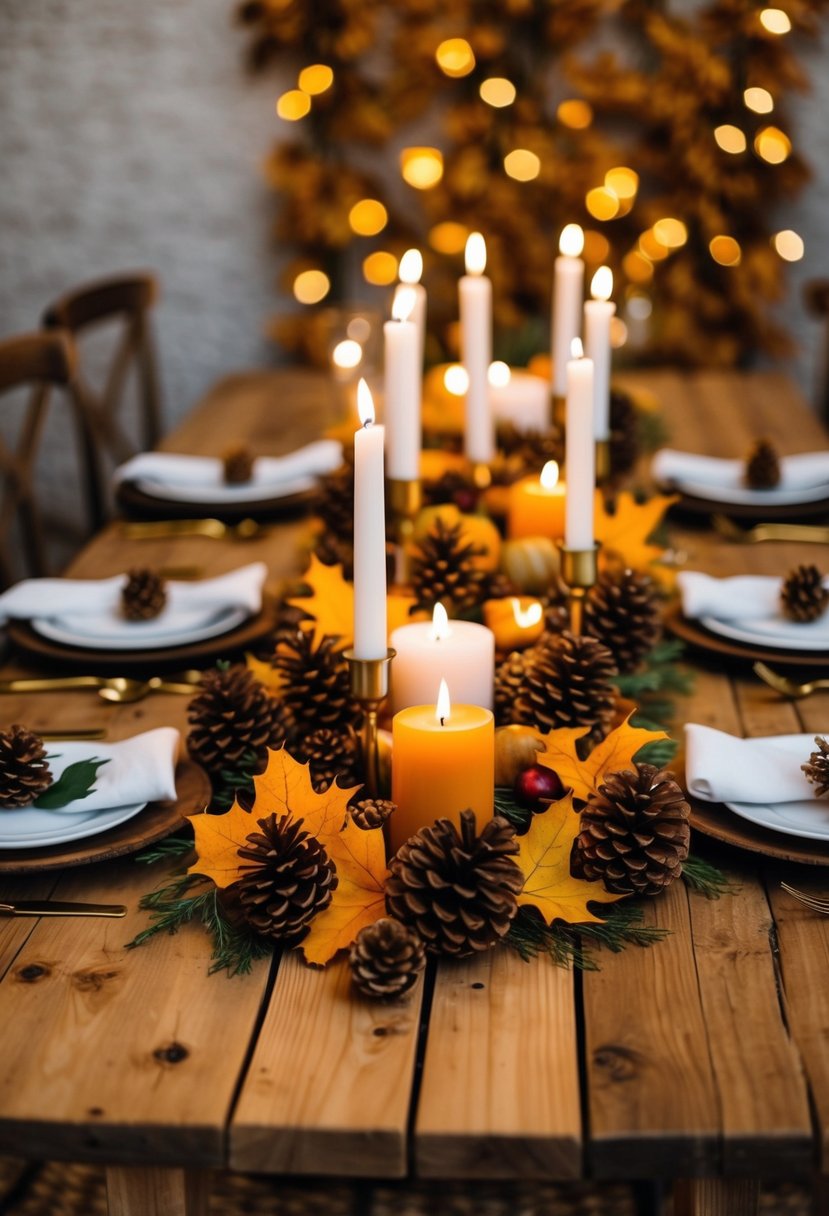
[673,1177,760,1216]
[230,951,423,1177]
[415,949,581,1180]
[106,1166,209,1216]
[0,857,270,1166]
[0,872,59,977]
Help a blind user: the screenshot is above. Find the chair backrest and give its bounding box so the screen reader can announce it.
[42,272,163,528]
[0,331,76,586]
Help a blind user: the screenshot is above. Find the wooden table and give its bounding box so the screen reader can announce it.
[0,368,827,1216]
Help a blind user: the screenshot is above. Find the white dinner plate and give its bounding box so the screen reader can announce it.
[30,603,248,651]
[670,478,829,507]
[0,802,146,850]
[725,797,829,843]
[700,613,829,652]
[135,474,316,505]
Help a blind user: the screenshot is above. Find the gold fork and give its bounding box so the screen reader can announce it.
[753,662,829,699]
[780,883,829,914]
[713,514,829,544]
[117,518,267,542]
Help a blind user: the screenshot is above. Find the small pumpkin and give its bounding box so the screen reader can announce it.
[500,537,560,594]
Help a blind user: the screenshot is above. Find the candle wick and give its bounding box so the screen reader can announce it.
[440,716,445,727]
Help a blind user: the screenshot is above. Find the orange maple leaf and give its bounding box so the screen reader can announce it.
[286,554,422,649]
[301,817,388,966]
[516,792,622,924]
[594,490,678,572]
[536,713,669,803]
[245,651,286,694]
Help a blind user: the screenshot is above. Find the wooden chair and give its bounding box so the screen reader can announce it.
[42,272,163,528]
[0,331,76,586]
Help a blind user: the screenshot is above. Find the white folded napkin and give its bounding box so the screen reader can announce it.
[685,724,817,804]
[0,562,267,626]
[43,727,180,814]
[677,571,789,621]
[113,441,343,495]
[653,448,829,491]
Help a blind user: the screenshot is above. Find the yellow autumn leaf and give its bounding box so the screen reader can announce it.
[287,555,354,648]
[301,816,389,966]
[245,651,286,694]
[516,793,622,924]
[594,491,678,572]
[537,714,669,802]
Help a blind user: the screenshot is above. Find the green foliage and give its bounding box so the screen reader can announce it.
[507,903,669,971]
[681,855,736,900]
[34,757,110,810]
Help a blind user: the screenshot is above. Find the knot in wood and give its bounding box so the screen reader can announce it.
[154,1041,189,1066]
[593,1044,641,1082]
[72,967,120,992]
[15,962,50,983]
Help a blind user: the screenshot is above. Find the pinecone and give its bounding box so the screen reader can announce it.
[513,631,618,741]
[543,579,570,634]
[317,460,354,543]
[272,631,358,733]
[350,798,396,830]
[744,438,781,489]
[349,917,426,999]
[609,389,641,477]
[313,530,354,581]
[386,810,523,957]
[802,735,829,797]
[577,764,690,897]
[411,517,490,614]
[296,726,359,793]
[0,725,52,809]
[496,422,562,476]
[223,444,255,484]
[422,469,478,513]
[780,565,829,623]
[234,813,338,945]
[583,568,662,674]
[121,568,167,621]
[494,650,530,725]
[484,570,519,602]
[187,665,291,777]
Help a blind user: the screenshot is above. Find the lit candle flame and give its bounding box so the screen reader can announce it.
[540,460,559,490]
[399,248,423,285]
[357,377,375,426]
[465,232,487,275]
[570,337,584,360]
[436,677,451,726]
[392,285,417,323]
[429,602,452,641]
[559,224,585,257]
[487,360,511,387]
[591,265,613,302]
[332,339,362,370]
[511,598,543,629]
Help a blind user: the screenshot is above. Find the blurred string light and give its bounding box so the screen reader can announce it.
[755,125,791,163]
[363,251,398,285]
[714,124,747,153]
[759,8,792,34]
[744,86,774,113]
[429,222,468,254]
[557,99,593,129]
[773,229,804,260]
[276,89,310,120]
[487,361,511,387]
[605,167,638,200]
[298,64,333,94]
[639,229,669,261]
[653,217,688,248]
[332,339,362,370]
[582,231,610,263]
[504,149,541,181]
[400,147,443,189]
[586,186,619,221]
[293,269,330,303]
[436,38,475,77]
[348,198,387,236]
[710,235,742,266]
[480,77,516,107]
[622,250,654,283]
[444,365,469,395]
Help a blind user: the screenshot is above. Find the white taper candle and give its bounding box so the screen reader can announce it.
[584,266,616,441]
[551,225,585,398]
[564,338,595,551]
[353,378,388,659]
[459,232,494,464]
[384,286,421,480]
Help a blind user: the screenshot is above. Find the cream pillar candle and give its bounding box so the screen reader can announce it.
[397,249,427,372]
[551,224,585,398]
[564,339,595,551]
[384,286,421,481]
[488,362,549,432]
[584,266,616,441]
[353,378,388,659]
[390,602,494,713]
[459,232,494,464]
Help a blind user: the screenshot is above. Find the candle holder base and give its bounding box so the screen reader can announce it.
[344,648,395,798]
[551,392,567,432]
[469,461,492,491]
[595,438,611,485]
[559,545,599,636]
[387,478,422,585]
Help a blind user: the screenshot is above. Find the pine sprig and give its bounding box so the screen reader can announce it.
[681,855,736,899]
[506,903,669,971]
[493,786,532,833]
[135,834,194,865]
[211,748,261,811]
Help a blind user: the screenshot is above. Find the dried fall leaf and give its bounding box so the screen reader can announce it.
[245,651,286,694]
[516,792,622,924]
[301,817,388,965]
[594,491,678,572]
[287,555,354,649]
[537,714,669,802]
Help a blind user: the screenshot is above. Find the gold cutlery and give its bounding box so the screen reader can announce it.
[0,672,202,702]
[117,518,268,542]
[0,901,126,918]
[780,884,829,915]
[96,675,202,703]
[713,514,829,544]
[38,729,107,741]
[753,662,829,699]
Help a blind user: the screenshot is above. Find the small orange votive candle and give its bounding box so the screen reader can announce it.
[390,679,494,854]
[483,596,545,651]
[507,460,566,540]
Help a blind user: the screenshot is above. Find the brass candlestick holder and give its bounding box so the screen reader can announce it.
[559,545,599,636]
[387,478,421,585]
[595,438,611,486]
[344,647,395,798]
[470,461,492,491]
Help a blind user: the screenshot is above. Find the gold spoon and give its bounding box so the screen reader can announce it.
[753,661,829,699]
[118,518,267,542]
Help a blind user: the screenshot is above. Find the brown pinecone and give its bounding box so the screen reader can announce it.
[496,422,562,476]
[272,630,359,733]
[780,565,829,622]
[609,389,641,477]
[386,810,523,957]
[349,917,426,999]
[577,764,690,897]
[313,530,354,581]
[802,735,829,797]
[121,568,167,621]
[513,631,618,741]
[744,438,781,489]
[422,469,478,513]
[317,460,354,543]
[583,568,662,674]
[187,665,291,777]
[494,649,530,725]
[234,813,338,945]
[296,726,359,793]
[411,517,490,614]
[223,444,255,484]
[0,725,52,809]
[350,798,396,830]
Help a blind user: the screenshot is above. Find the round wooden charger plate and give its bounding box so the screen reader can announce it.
[656,481,829,522]
[664,603,829,670]
[0,757,210,873]
[690,797,829,866]
[6,605,277,674]
[116,478,317,523]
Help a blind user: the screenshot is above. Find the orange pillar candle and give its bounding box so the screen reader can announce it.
[390,679,494,854]
[507,460,566,540]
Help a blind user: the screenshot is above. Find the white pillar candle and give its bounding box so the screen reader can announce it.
[584,266,616,441]
[564,339,595,551]
[459,232,494,464]
[384,286,421,481]
[389,602,494,713]
[353,378,388,659]
[397,249,427,372]
[551,224,585,398]
[488,362,549,432]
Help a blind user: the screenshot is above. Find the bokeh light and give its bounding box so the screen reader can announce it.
[428,222,468,255]
[622,250,654,283]
[586,187,620,221]
[714,124,747,154]
[744,86,774,113]
[363,251,398,285]
[276,90,310,121]
[653,217,688,248]
[293,269,330,304]
[444,365,470,395]
[755,126,791,163]
[436,38,476,78]
[773,229,804,260]
[759,8,792,34]
[400,147,444,189]
[604,167,639,200]
[348,199,388,236]
[710,236,742,266]
[557,99,593,129]
[504,149,541,181]
[332,339,362,370]
[582,230,610,264]
[298,65,333,95]
[480,77,516,108]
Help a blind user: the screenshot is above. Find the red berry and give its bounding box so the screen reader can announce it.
[514,765,566,808]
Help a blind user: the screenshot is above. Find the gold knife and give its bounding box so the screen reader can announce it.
[0,901,127,918]
[39,730,107,741]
